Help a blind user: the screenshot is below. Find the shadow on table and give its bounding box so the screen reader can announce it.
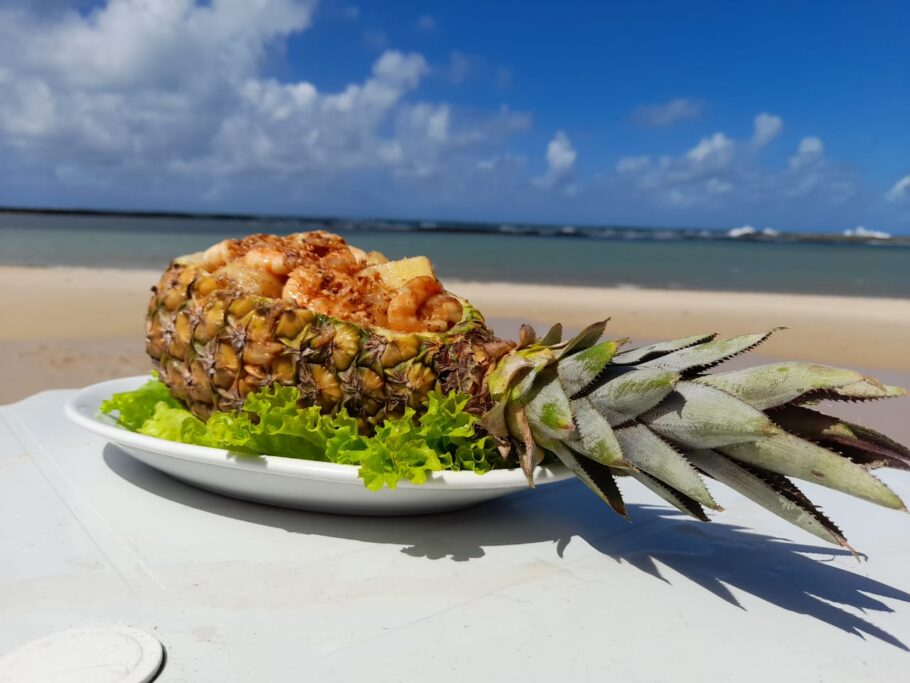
[104,444,910,649]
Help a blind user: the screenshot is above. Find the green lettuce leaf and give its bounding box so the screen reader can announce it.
[101,377,503,489]
[100,373,181,431]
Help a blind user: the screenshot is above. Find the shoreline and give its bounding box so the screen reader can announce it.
[1,266,908,404]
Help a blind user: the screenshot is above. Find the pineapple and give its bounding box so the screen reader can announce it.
[147,231,909,548]
[364,256,436,289]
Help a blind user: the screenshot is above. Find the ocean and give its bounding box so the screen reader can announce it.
[1,211,908,297]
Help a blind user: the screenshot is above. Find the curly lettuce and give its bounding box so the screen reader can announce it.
[101,377,503,489]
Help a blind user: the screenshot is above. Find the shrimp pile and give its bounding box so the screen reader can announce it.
[194,231,463,333]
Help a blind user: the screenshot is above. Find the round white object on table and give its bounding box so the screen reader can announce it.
[0,626,163,683]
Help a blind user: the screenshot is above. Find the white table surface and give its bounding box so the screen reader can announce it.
[3,388,910,682]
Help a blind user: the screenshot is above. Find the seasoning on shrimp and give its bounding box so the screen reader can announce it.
[189,231,461,333]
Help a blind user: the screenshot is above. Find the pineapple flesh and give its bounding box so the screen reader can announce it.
[147,230,910,549]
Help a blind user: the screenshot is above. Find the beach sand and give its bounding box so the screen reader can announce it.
[1,266,909,411]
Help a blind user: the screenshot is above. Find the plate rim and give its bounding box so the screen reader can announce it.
[65,375,573,490]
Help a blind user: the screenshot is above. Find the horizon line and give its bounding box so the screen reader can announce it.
[3,205,906,239]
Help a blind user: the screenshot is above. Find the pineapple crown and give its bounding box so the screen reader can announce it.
[480,320,909,551]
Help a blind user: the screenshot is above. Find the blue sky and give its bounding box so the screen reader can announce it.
[1,0,908,233]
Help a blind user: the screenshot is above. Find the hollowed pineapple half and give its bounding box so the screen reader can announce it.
[147,230,910,550]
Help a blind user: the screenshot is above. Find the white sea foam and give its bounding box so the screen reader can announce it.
[728,225,779,238]
[728,225,756,238]
[843,226,891,239]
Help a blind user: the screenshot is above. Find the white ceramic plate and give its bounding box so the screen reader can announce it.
[65,376,572,515]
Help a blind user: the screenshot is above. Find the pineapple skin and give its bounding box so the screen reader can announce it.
[146,261,513,424]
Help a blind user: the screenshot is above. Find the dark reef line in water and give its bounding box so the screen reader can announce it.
[2,206,907,247]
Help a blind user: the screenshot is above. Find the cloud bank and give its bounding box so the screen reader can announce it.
[632,98,705,127]
[0,1,905,231]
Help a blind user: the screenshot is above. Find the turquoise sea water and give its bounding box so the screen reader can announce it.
[1,212,908,297]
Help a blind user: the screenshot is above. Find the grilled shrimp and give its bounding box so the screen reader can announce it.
[283,265,330,312]
[387,276,461,332]
[243,248,290,275]
[201,239,240,271]
[349,247,389,266]
[419,293,463,332]
[322,248,360,275]
[349,246,368,265]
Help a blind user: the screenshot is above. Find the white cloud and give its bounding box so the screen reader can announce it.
[448,51,471,84]
[614,118,857,211]
[705,177,734,195]
[0,0,315,162]
[547,131,577,173]
[787,136,825,175]
[781,136,839,199]
[534,130,576,191]
[886,175,910,202]
[614,118,845,213]
[793,136,824,160]
[0,5,901,231]
[616,155,650,174]
[7,1,313,91]
[632,98,704,127]
[168,49,434,176]
[415,14,437,33]
[686,132,733,166]
[0,1,530,192]
[752,113,782,148]
[371,50,429,89]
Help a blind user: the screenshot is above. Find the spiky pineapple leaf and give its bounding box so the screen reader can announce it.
[479,398,510,438]
[639,330,779,373]
[544,440,627,517]
[698,362,903,410]
[508,347,561,403]
[615,423,719,509]
[556,320,609,358]
[482,346,556,437]
[524,370,575,440]
[518,323,537,349]
[769,404,910,470]
[486,353,534,400]
[506,402,544,485]
[557,339,624,397]
[720,433,905,510]
[585,367,680,426]
[611,333,716,365]
[641,381,779,449]
[687,449,850,548]
[631,470,710,521]
[538,323,564,347]
[490,322,909,549]
[821,380,909,401]
[566,396,630,468]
